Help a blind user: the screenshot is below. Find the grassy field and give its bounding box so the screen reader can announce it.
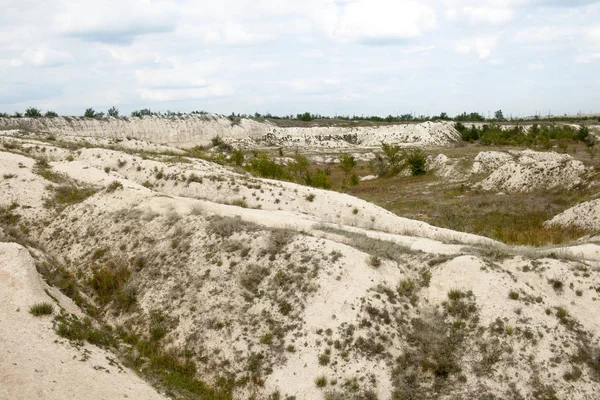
[301,143,599,246]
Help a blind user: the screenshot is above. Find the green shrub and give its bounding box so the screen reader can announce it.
[305,193,316,202]
[304,169,331,189]
[508,290,519,300]
[247,153,288,180]
[131,108,153,118]
[29,302,54,316]
[44,111,58,118]
[397,279,416,297]
[107,107,119,117]
[33,159,67,184]
[406,149,427,176]
[24,107,42,118]
[83,108,98,118]
[230,148,244,166]
[44,184,97,208]
[315,375,328,387]
[88,264,135,310]
[106,180,123,193]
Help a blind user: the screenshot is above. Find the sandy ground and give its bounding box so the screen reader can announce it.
[0,243,166,400]
[1,129,600,399]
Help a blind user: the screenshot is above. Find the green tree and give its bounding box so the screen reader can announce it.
[24,107,42,118]
[84,108,97,118]
[107,107,119,117]
[494,109,504,121]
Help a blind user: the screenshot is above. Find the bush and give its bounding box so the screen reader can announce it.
[29,302,54,316]
[131,108,153,118]
[211,136,233,152]
[44,184,97,208]
[106,180,123,193]
[304,169,331,189]
[406,149,427,176]
[247,153,288,180]
[44,111,58,118]
[315,375,328,387]
[84,108,98,118]
[89,264,135,310]
[230,148,244,166]
[107,106,119,117]
[24,107,42,118]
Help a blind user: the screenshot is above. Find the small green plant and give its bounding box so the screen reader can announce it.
[106,181,123,193]
[259,332,274,345]
[315,375,328,387]
[549,279,564,293]
[397,279,415,297]
[29,302,54,316]
[508,290,519,300]
[447,289,464,301]
[368,255,381,268]
[306,193,316,202]
[230,199,248,208]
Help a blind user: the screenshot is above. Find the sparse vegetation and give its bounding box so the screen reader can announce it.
[29,302,54,316]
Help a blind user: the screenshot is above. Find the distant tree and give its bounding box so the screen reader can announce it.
[44,111,58,118]
[131,108,153,118]
[84,108,97,118]
[13,112,23,118]
[107,107,119,117]
[297,112,313,122]
[439,112,449,120]
[494,109,505,121]
[24,107,42,118]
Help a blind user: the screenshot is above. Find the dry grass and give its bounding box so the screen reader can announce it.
[342,150,594,246]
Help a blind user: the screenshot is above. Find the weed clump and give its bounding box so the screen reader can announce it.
[29,302,54,316]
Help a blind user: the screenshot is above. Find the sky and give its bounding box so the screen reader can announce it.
[1,0,599,118]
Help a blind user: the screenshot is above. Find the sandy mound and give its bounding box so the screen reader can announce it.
[546,198,600,232]
[475,150,590,192]
[0,243,166,400]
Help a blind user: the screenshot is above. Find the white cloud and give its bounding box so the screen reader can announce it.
[178,22,275,46]
[4,47,74,68]
[138,84,233,101]
[329,0,437,44]
[528,62,545,70]
[135,62,222,89]
[456,35,498,59]
[54,0,177,43]
[461,6,514,25]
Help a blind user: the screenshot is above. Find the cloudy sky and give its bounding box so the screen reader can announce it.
[1,0,599,117]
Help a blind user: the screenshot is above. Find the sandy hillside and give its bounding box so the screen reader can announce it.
[546,198,600,232]
[0,115,460,148]
[1,128,600,399]
[0,243,167,400]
